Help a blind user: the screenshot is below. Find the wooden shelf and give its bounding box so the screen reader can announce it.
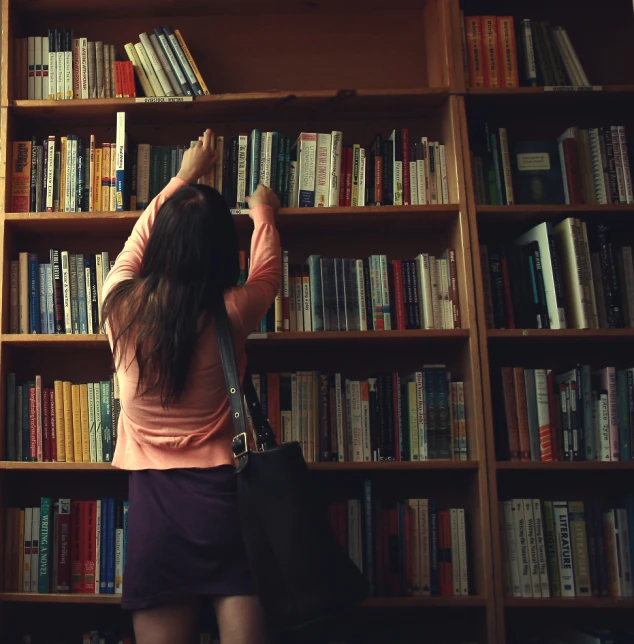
[0,592,485,607]
[487,329,634,341]
[467,85,634,97]
[2,330,470,348]
[8,89,450,122]
[4,204,460,234]
[505,598,634,609]
[496,461,634,471]
[476,204,634,225]
[0,460,478,472]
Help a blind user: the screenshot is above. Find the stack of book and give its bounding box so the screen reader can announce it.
[481,220,634,330]
[10,250,113,335]
[3,498,127,595]
[463,15,590,88]
[251,369,467,463]
[472,125,634,206]
[14,28,208,100]
[500,497,634,599]
[333,483,470,597]
[5,374,119,464]
[496,365,632,463]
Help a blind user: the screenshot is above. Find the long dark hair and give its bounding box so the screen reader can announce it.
[102,184,239,407]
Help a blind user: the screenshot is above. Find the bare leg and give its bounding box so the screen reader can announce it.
[213,595,270,644]
[133,599,200,644]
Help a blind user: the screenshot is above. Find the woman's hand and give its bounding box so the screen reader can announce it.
[176,129,219,185]
[246,184,280,216]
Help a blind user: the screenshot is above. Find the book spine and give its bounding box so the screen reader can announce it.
[139,33,174,97]
[315,133,331,207]
[553,501,575,596]
[163,27,202,95]
[298,133,317,207]
[465,17,485,88]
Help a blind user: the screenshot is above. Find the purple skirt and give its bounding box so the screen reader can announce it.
[122,465,255,611]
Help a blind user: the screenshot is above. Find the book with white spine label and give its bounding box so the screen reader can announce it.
[519,20,537,86]
[42,36,50,100]
[73,38,81,98]
[155,28,191,96]
[439,144,449,204]
[415,253,434,329]
[47,31,56,99]
[503,500,522,597]
[134,42,162,97]
[63,31,72,99]
[512,499,532,597]
[149,33,182,96]
[115,112,127,211]
[45,136,55,212]
[356,259,367,331]
[524,499,542,597]
[124,43,154,98]
[553,500,575,596]
[237,135,248,208]
[79,38,88,99]
[358,148,366,207]
[296,133,317,207]
[315,133,331,207]
[416,150,426,205]
[409,160,418,204]
[139,33,174,97]
[55,31,64,100]
[329,131,343,206]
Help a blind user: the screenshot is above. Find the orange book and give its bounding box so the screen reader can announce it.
[267,373,281,444]
[482,16,501,88]
[464,16,485,88]
[11,141,32,212]
[497,16,519,87]
[512,368,532,461]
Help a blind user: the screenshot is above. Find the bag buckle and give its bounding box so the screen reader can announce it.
[232,432,249,459]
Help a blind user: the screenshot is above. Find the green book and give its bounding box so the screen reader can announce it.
[101,380,112,463]
[38,497,52,593]
[543,501,561,597]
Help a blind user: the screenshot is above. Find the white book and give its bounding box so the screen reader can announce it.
[94,500,101,593]
[85,263,93,334]
[416,156,426,205]
[237,134,248,208]
[134,42,163,97]
[64,36,73,99]
[450,508,461,596]
[315,133,331,207]
[523,499,542,597]
[79,38,88,99]
[409,161,419,205]
[139,33,174,96]
[87,382,96,461]
[512,499,532,597]
[503,500,523,597]
[94,383,103,462]
[560,28,590,86]
[297,133,317,207]
[428,256,441,329]
[439,144,449,204]
[149,33,182,96]
[419,499,431,595]
[588,129,608,204]
[101,252,110,283]
[115,528,124,594]
[34,36,43,99]
[349,381,363,462]
[553,501,576,596]
[334,374,345,462]
[439,258,452,329]
[360,382,371,462]
[124,43,154,98]
[115,111,126,211]
[617,126,634,204]
[27,37,36,99]
[45,136,55,212]
[457,508,469,595]
[356,259,367,331]
[48,33,56,100]
[69,138,77,212]
[302,272,312,332]
[61,251,72,333]
[56,32,65,100]
[328,131,343,206]
[415,253,434,329]
[30,506,40,592]
[42,36,50,100]
[156,30,189,96]
[604,509,621,597]
[95,254,104,326]
[260,132,272,188]
[389,130,403,206]
[358,148,366,207]
[23,506,33,591]
[423,138,432,203]
[617,508,634,597]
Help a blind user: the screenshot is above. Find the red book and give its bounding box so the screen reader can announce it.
[481,16,501,88]
[49,388,57,462]
[344,147,353,207]
[513,368,532,461]
[70,501,83,593]
[83,501,96,593]
[497,17,519,87]
[391,260,407,331]
[392,373,402,462]
[546,370,560,461]
[448,249,462,329]
[562,138,584,204]
[404,503,413,596]
[28,384,36,461]
[338,149,347,207]
[402,129,411,205]
[500,255,515,329]
[42,388,51,462]
[56,499,71,591]
[501,367,521,461]
[465,16,485,88]
[128,62,137,98]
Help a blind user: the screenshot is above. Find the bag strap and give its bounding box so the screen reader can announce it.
[214,298,277,471]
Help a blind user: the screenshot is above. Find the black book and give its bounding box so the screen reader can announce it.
[362,258,373,331]
[346,259,360,332]
[90,256,99,332]
[320,258,337,332]
[594,224,624,328]
[222,140,231,204]
[383,139,394,205]
[402,260,415,329]
[384,373,395,461]
[528,240,550,329]
[335,258,347,331]
[505,244,528,328]
[228,137,239,209]
[408,259,421,329]
[488,247,508,328]
[49,249,64,333]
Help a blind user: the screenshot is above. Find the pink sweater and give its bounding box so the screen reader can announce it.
[103,177,281,470]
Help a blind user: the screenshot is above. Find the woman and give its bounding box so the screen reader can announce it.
[102,129,281,644]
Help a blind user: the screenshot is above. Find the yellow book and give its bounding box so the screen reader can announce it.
[94,148,103,212]
[71,384,82,462]
[59,136,67,213]
[101,144,111,211]
[62,381,74,462]
[80,384,90,463]
[53,380,65,462]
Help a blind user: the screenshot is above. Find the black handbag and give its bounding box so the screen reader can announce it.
[214,299,369,633]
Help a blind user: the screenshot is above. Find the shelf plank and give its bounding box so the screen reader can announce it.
[468,85,634,97]
[9,89,449,121]
[0,460,478,472]
[2,330,470,348]
[477,204,634,225]
[488,329,634,341]
[496,461,634,471]
[0,592,485,607]
[505,598,634,608]
[4,205,460,234]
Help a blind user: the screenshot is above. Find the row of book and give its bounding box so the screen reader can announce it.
[11,251,113,335]
[500,497,634,599]
[463,15,590,88]
[330,486,470,597]
[497,366,632,463]
[513,633,634,644]
[481,220,634,330]
[15,28,208,101]
[4,375,120,464]
[3,498,127,595]
[472,124,634,206]
[252,370,467,463]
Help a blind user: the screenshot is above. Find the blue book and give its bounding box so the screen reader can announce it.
[162,27,203,96]
[100,498,108,593]
[249,129,261,196]
[38,264,47,333]
[106,499,116,593]
[28,254,40,333]
[154,27,192,97]
[76,254,88,334]
[123,501,129,570]
[100,381,112,462]
[307,256,323,332]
